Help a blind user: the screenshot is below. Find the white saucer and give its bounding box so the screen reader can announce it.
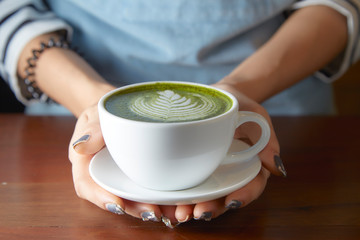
[89,140,261,205]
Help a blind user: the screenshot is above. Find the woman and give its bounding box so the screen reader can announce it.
[1,0,358,227]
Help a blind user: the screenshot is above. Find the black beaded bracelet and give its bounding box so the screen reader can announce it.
[22,36,70,102]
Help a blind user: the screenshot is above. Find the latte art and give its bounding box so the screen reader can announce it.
[130,90,217,122]
[104,82,233,123]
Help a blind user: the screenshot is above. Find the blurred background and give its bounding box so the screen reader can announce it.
[333,61,360,115]
[1,62,359,115]
[0,76,25,113]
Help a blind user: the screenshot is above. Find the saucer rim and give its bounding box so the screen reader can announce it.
[89,140,261,205]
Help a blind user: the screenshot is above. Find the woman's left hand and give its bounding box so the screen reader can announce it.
[159,82,286,226]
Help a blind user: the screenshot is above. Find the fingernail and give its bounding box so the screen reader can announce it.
[141,211,160,222]
[177,215,191,223]
[194,212,212,221]
[72,134,90,149]
[106,203,125,215]
[175,215,191,227]
[226,200,242,209]
[274,155,287,177]
[162,216,175,229]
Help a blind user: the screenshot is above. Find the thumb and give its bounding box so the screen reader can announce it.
[213,82,286,177]
[236,114,286,177]
[70,106,105,156]
[257,121,286,177]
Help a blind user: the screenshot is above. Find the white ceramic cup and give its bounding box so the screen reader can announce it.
[98,81,270,191]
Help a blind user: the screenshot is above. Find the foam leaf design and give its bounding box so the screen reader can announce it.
[129,90,218,122]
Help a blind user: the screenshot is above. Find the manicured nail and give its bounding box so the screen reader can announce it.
[274,155,287,177]
[162,216,175,229]
[177,215,191,224]
[106,203,125,215]
[194,212,212,221]
[226,200,242,209]
[72,134,90,149]
[141,211,160,222]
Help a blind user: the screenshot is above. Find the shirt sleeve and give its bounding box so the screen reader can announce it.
[292,0,360,82]
[0,0,73,104]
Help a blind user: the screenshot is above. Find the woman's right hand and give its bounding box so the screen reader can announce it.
[68,105,168,222]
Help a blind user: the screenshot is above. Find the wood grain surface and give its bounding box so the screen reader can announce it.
[0,114,359,240]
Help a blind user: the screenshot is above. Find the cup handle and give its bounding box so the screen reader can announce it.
[222,111,271,165]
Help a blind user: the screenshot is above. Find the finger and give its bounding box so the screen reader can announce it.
[224,167,270,208]
[70,152,125,215]
[159,205,178,227]
[159,204,194,227]
[70,106,105,156]
[123,200,162,222]
[69,110,163,221]
[193,167,270,221]
[193,198,226,221]
[236,111,285,177]
[214,83,286,177]
[69,107,126,215]
[175,205,194,223]
[71,146,163,221]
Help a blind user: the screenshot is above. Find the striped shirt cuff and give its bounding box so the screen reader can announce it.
[293,0,360,82]
[0,0,72,104]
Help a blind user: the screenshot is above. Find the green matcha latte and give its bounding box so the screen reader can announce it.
[105,82,233,123]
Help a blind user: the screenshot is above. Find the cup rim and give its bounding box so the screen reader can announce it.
[98,81,238,125]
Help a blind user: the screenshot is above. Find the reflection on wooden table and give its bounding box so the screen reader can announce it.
[0,114,359,240]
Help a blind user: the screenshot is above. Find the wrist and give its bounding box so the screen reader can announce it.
[219,65,278,103]
[63,73,116,117]
[84,81,116,107]
[28,44,114,116]
[220,5,347,104]
[19,36,70,102]
[17,32,116,116]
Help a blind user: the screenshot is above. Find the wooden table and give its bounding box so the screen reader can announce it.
[0,114,359,240]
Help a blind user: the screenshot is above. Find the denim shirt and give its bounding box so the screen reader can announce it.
[31,0,335,115]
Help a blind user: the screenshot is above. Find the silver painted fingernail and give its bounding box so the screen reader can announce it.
[141,211,160,222]
[226,200,242,209]
[72,134,90,149]
[106,203,125,215]
[162,216,175,229]
[194,212,212,221]
[274,155,287,177]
